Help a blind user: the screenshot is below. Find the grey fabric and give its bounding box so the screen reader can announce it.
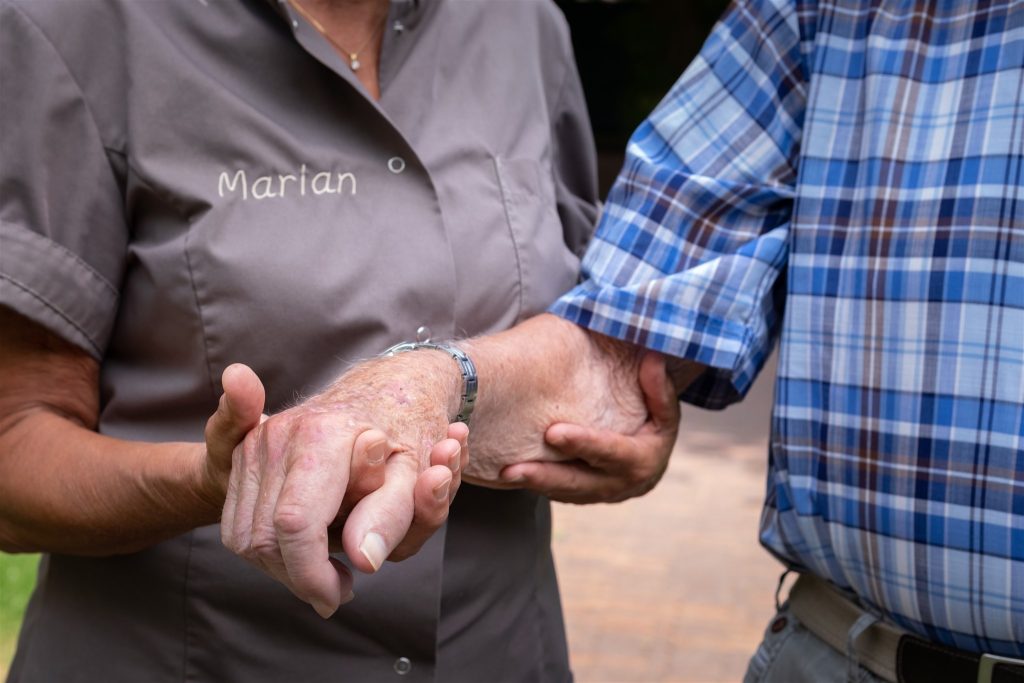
[743,606,889,683]
[0,0,597,681]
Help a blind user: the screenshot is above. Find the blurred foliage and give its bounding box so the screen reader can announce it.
[0,553,38,672]
[556,0,731,188]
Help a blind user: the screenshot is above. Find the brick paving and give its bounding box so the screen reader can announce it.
[552,356,783,683]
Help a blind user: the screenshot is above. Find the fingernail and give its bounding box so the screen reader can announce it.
[359,532,388,572]
[447,449,459,473]
[368,440,387,466]
[547,430,566,445]
[340,591,355,605]
[312,599,337,619]
[433,479,451,501]
[500,468,522,482]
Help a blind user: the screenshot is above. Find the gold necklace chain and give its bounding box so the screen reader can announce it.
[287,0,388,72]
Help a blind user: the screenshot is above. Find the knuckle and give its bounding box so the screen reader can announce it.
[248,534,279,562]
[273,503,313,537]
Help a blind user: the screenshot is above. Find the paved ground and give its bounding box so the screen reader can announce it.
[552,355,784,683]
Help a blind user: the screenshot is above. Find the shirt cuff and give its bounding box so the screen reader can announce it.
[549,227,787,409]
[0,220,119,359]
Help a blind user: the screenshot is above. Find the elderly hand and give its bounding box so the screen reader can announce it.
[218,355,468,619]
[498,352,680,504]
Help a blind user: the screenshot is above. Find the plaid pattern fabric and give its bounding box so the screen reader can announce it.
[551,0,1024,656]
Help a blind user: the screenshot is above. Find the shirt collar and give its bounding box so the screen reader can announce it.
[264,0,422,27]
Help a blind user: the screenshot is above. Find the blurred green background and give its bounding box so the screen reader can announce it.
[0,0,728,677]
[0,553,39,673]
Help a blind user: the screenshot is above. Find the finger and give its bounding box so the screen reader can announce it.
[435,428,465,502]
[273,419,354,618]
[340,429,389,516]
[206,363,266,461]
[389,464,453,561]
[247,424,291,569]
[500,460,613,504]
[225,427,268,554]
[220,442,244,546]
[544,422,633,471]
[447,423,470,499]
[341,452,419,574]
[637,352,680,431]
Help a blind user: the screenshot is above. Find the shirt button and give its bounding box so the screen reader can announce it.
[394,657,412,675]
[393,20,405,33]
[291,19,299,28]
[415,326,432,342]
[388,157,406,174]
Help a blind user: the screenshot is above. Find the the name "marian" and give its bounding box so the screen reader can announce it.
[218,164,357,200]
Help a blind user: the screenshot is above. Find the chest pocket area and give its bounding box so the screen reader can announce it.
[494,156,580,320]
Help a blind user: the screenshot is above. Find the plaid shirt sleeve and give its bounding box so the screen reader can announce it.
[550,0,809,409]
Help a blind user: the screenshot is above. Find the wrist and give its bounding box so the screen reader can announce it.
[191,443,229,520]
[382,341,477,424]
[317,351,461,455]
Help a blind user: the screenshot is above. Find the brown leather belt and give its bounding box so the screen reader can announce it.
[787,573,1024,683]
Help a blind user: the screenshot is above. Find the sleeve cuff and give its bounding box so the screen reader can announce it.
[0,221,118,359]
[548,227,788,409]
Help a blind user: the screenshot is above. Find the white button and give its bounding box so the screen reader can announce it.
[388,157,406,174]
[394,657,412,675]
[415,326,431,342]
[292,19,299,28]
[393,20,405,33]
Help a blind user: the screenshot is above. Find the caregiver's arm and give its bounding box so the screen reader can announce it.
[0,306,261,555]
[0,306,456,560]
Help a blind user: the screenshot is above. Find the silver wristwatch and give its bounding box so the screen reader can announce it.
[382,341,478,424]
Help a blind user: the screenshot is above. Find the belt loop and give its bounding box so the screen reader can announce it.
[846,612,880,683]
[774,569,794,612]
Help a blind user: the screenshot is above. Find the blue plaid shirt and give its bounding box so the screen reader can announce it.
[551,0,1024,656]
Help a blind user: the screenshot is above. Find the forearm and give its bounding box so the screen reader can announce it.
[0,410,220,555]
[459,314,650,480]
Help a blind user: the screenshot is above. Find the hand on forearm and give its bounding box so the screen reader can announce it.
[505,351,682,503]
[457,314,650,483]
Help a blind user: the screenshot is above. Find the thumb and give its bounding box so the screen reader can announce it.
[206,363,266,459]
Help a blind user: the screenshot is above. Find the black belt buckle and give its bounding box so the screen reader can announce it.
[898,637,1024,683]
[978,653,1024,683]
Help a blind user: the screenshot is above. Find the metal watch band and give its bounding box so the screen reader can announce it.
[382,341,478,424]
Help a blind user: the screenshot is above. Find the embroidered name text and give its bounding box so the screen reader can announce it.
[218,164,357,200]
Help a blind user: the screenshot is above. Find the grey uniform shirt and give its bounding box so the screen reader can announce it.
[0,1,598,681]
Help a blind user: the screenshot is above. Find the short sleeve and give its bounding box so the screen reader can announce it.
[0,2,127,359]
[549,0,809,409]
[548,43,600,259]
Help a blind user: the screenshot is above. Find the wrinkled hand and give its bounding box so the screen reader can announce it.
[214,360,468,618]
[499,352,680,504]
